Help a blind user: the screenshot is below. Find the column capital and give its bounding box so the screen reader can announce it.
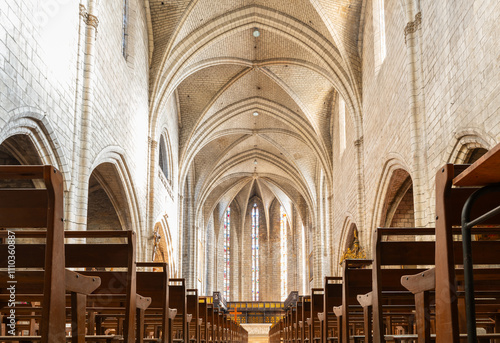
[404,12,422,44]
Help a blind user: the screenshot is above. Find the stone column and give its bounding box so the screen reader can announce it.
[144,138,158,258]
[354,137,367,246]
[66,0,99,232]
[403,0,429,227]
[205,217,214,295]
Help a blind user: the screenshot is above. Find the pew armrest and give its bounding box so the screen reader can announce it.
[136,294,152,310]
[65,269,101,295]
[332,306,342,317]
[357,292,372,308]
[401,268,435,294]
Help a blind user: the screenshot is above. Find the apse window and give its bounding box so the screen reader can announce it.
[223,206,230,301]
[251,203,260,301]
[280,206,288,301]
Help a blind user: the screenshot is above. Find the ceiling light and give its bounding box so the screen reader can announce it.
[253,111,259,116]
[253,28,260,37]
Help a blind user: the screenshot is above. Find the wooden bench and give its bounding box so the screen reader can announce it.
[338,259,372,343]
[412,159,500,342]
[0,165,66,342]
[310,289,324,343]
[65,230,143,342]
[186,289,199,343]
[198,297,209,343]
[323,277,342,343]
[370,227,436,343]
[301,296,311,343]
[169,279,187,343]
[0,268,101,342]
[296,295,304,343]
[135,262,170,343]
[206,303,214,343]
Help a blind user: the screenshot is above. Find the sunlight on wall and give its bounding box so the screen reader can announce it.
[37,1,78,85]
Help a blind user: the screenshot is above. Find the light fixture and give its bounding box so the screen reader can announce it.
[254,159,258,165]
[253,111,259,116]
[253,28,260,37]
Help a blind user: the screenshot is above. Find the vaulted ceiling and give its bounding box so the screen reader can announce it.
[147,0,365,229]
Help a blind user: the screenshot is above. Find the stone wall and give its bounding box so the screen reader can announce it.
[0,0,170,263]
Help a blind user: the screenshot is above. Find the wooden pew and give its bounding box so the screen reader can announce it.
[286,303,294,343]
[0,269,101,342]
[410,159,500,342]
[0,165,66,342]
[370,227,435,343]
[338,259,372,343]
[310,289,323,343]
[296,296,304,343]
[169,279,187,343]
[323,277,342,343]
[206,303,215,343]
[0,166,110,343]
[135,262,170,343]
[301,296,311,343]
[198,297,209,343]
[65,230,141,342]
[292,305,297,343]
[186,289,199,343]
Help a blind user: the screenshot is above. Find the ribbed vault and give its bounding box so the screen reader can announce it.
[147,0,365,294]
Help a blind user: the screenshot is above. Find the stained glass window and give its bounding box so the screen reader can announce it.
[280,206,288,301]
[252,203,259,301]
[223,206,230,301]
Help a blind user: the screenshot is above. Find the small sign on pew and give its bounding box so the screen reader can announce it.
[6,230,16,335]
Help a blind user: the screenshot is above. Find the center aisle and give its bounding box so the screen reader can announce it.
[240,324,272,343]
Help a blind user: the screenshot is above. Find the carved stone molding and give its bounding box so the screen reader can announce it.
[354,136,364,147]
[80,5,99,37]
[404,12,422,44]
[85,14,99,32]
[79,4,87,18]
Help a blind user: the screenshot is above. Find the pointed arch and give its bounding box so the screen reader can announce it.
[446,129,496,164]
[90,146,142,238]
[370,156,412,246]
[0,107,71,190]
[153,215,178,278]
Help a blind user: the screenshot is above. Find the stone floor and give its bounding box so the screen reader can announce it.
[240,324,272,343]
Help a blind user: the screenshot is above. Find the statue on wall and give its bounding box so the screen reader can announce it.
[340,227,366,264]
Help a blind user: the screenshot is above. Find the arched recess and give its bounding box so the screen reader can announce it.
[0,134,44,188]
[88,148,142,250]
[448,137,492,241]
[152,215,178,278]
[371,157,411,246]
[463,148,488,164]
[0,134,48,244]
[90,147,141,231]
[336,217,366,274]
[446,130,496,163]
[379,168,415,229]
[87,163,130,234]
[0,108,70,190]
